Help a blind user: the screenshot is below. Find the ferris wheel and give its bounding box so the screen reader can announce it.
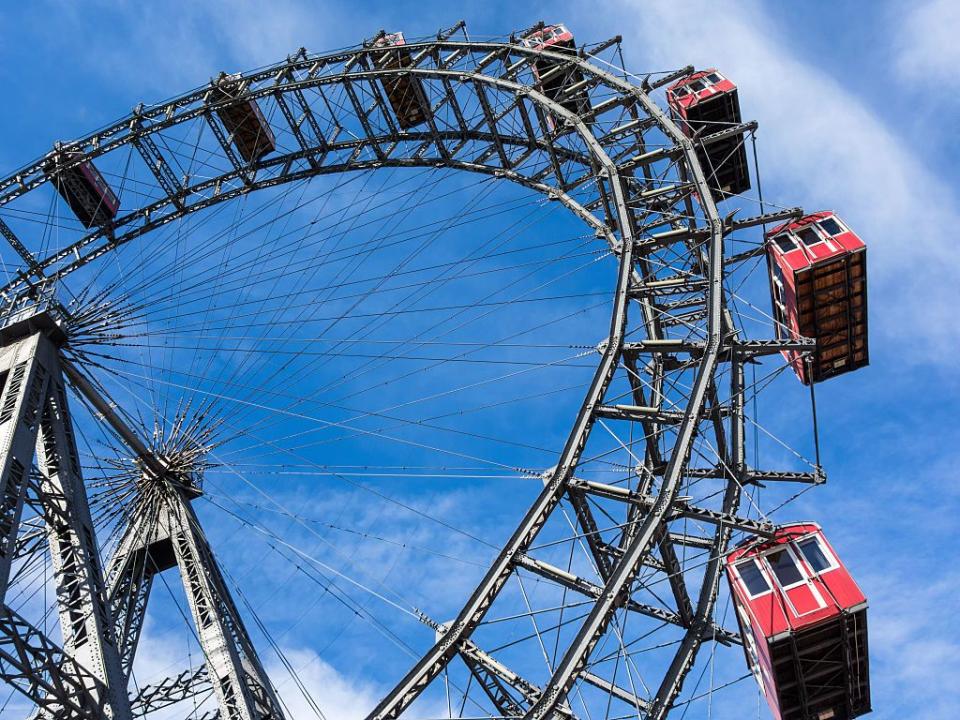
[0,20,871,720]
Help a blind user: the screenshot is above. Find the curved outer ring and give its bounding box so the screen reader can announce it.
[0,41,736,720]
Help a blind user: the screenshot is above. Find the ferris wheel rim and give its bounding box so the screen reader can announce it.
[0,33,788,720]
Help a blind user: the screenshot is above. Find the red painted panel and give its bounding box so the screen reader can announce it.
[726,523,871,718]
[667,68,738,116]
[732,597,783,720]
[785,583,824,616]
[375,31,407,47]
[726,523,865,634]
[766,212,869,384]
[521,24,575,51]
[766,211,865,272]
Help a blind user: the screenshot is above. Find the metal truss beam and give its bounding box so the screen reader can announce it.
[0,332,48,599]
[130,117,185,209]
[726,207,803,233]
[682,466,823,485]
[272,87,321,170]
[564,487,616,580]
[35,377,132,720]
[130,664,211,715]
[407,612,580,720]
[581,672,651,712]
[458,640,576,719]
[0,42,627,296]
[520,89,728,720]
[202,110,252,184]
[0,603,105,720]
[169,489,280,720]
[101,483,284,720]
[514,553,737,644]
[569,479,774,537]
[105,506,159,677]
[621,337,816,358]
[645,356,751,719]
[647,66,695,91]
[697,121,757,147]
[750,469,825,485]
[0,218,43,279]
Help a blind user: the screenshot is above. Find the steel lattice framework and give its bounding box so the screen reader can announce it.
[0,23,826,720]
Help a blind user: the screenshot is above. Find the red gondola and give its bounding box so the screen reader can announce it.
[726,523,871,720]
[210,74,276,164]
[766,212,868,384]
[371,32,432,130]
[44,150,119,229]
[520,24,591,120]
[666,69,750,199]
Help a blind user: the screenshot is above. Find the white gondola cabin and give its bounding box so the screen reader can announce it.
[726,523,871,720]
[371,32,432,130]
[44,150,119,229]
[210,74,277,164]
[766,212,868,384]
[666,69,750,199]
[520,24,591,121]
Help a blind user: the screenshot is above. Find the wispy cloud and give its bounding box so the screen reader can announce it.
[268,647,382,720]
[574,0,960,359]
[893,0,960,92]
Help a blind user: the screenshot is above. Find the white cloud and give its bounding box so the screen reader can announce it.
[894,0,960,91]
[129,631,384,720]
[573,0,959,358]
[267,646,449,720]
[859,570,960,720]
[130,621,196,686]
[268,647,381,720]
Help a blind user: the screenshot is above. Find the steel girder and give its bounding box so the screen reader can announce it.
[166,487,282,720]
[129,665,212,715]
[0,33,822,720]
[0,603,104,719]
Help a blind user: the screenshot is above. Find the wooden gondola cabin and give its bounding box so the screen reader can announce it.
[766,212,868,384]
[666,69,750,199]
[44,150,119,229]
[210,74,276,164]
[726,523,871,720]
[371,32,432,130]
[520,24,591,121]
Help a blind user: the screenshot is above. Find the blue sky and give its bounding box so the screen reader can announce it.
[0,1,958,719]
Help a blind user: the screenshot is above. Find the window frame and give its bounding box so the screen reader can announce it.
[771,231,797,254]
[816,216,847,238]
[794,534,840,576]
[763,545,808,591]
[793,225,828,250]
[769,262,789,339]
[735,557,773,599]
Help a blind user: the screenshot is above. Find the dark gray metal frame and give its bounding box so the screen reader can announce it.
[0,31,822,720]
